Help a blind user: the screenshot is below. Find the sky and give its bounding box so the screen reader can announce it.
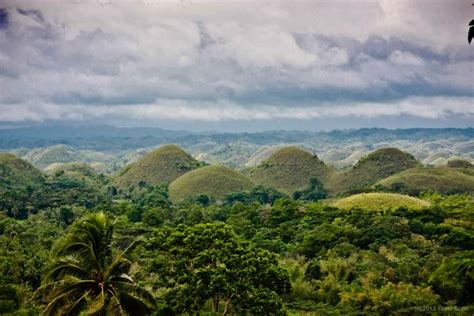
[0,0,473,132]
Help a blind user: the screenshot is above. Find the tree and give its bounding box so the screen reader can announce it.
[429,251,474,305]
[146,223,291,315]
[0,285,21,314]
[293,178,327,201]
[39,212,155,315]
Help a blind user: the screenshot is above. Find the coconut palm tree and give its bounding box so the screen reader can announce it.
[39,212,155,315]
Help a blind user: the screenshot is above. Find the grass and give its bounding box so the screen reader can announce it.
[169,165,254,203]
[376,167,474,195]
[331,192,430,211]
[246,146,335,195]
[112,144,201,193]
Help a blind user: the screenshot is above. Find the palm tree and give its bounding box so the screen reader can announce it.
[39,212,155,315]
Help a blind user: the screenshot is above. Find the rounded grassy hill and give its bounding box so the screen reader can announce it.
[112,145,201,193]
[169,165,254,203]
[246,146,335,195]
[46,162,105,188]
[331,192,430,211]
[375,167,474,195]
[0,153,45,187]
[446,158,473,169]
[327,148,419,195]
[24,144,85,169]
[0,153,47,212]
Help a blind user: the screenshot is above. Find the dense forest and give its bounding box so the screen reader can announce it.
[1,144,473,315]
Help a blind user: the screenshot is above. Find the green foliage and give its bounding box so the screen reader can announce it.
[225,185,287,205]
[0,153,46,218]
[340,282,439,313]
[39,212,155,315]
[0,285,21,314]
[293,177,327,201]
[145,223,291,315]
[447,158,473,169]
[1,143,474,315]
[429,251,474,305]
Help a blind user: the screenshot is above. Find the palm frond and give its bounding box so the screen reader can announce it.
[64,290,91,316]
[44,257,89,281]
[118,291,152,316]
[86,287,106,315]
[112,281,157,308]
[41,213,155,315]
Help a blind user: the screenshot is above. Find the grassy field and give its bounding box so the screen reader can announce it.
[247,146,335,195]
[112,144,201,193]
[331,192,430,211]
[169,165,254,202]
[376,167,474,195]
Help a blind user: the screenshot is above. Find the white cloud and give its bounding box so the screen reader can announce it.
[1,97,473,123]
[388,50,423,66]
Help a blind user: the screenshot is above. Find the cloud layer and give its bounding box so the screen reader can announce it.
[0,0,473,130]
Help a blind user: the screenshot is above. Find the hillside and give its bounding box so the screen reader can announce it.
[21,144,85,169]
[169,165,254,202]
[331,192,430,211]
[327,148,419,195]
[112,145,201,193]
[376,167,474,195]
[46,162,105,188]
[446,158,473,169]
[245,145,285,167]
[0,153,45,188]
[246,146,335,195]
[44,162,108,207]
[0,153,47,215]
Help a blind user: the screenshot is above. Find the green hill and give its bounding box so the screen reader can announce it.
[169,165,254,203]
[46,162,105,188]
[246,146,335,195]
[331,192,430,211]
[0,153,46,215]
[24,145,85,169]
[112,145,201,193]
[446,158,473,169]
[45,162,107,207]
[328,148,419,195]
[245,145,285,167]
[375,167,474,195]
[0,153,45,188]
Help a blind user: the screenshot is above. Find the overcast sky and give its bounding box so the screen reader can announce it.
[0,0,473,131]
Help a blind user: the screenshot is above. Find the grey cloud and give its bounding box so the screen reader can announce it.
[0,8,8,29]
[0,0,472,129]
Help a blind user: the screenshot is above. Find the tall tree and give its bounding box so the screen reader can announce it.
[147,223,291,315]
[39,212,155,315]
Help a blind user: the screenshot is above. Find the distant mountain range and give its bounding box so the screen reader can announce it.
[0,125,473,151]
